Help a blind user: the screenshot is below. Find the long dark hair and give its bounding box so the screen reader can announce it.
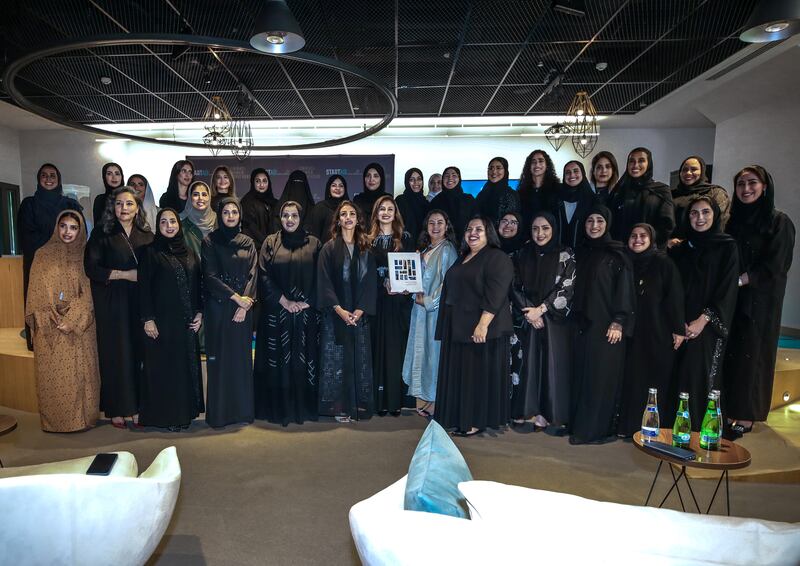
[101,186,149,234]
[459,215,501,256]
[590,151,619,188]
[165,159,195,200]
[368,194,405,251]
[518,149,559,193]
[417,208,456,250]
[330,200,370,252]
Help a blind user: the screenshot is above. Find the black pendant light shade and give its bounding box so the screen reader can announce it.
[250,0,306,53]
[740,0,800,42]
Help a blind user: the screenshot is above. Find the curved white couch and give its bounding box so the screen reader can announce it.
[350,476,800,566]
[0,446,181,566]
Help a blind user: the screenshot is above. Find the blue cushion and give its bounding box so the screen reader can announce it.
[403,420,473,519]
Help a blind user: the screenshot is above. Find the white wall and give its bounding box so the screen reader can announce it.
[17,126,714,200]
[0,125,22,187]
[713,98,800,329]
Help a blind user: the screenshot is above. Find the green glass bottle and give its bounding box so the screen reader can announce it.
[672,392,691,448]
[700,391,720,450]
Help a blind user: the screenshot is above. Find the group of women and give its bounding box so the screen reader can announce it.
[18,149,794,445]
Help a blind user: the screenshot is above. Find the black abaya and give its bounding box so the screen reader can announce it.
[511,243,576,424]
[139,239,204,428]
[429,186,475,242]
[240,190,278,251]
[255,230,322,425]
[306,175,349,244]
[618,251,685,436]
[570,240,635,444]
[724,178,795,422]
[434,246,514,431]
[371,233,415,414]
[669,234,738,430]
[609,149,675,246]
[84,223,153,417]
[316,237,377,419]
[395,186,429,244]
[202,227,258,427]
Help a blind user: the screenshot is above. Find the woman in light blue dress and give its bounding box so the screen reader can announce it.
[402,209,458,417]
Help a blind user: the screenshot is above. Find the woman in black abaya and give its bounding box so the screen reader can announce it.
[608,147,675,246]
[369,195,414,415]
[317,201,377,422]
[84,186,153,428]
[553,160,597,250]
[497,211,526,399]
[435,216,514,436]
[570,205,635,445]
[669,156,730,246]
[395,168,429,243]
[139,208,204,431]
[511,212,575,432]
[92,162,124,225]
[724,166,795,435]
[240,168,279,251]
[475,157,520,224]
[668,197,738,430]
[202,197,257,428]
[255,200,322,426]
[617,223,685,437]
[430,166,475,241]
[306,174,349,244]
[517,150,560,229]
[18,163,82,350]
[353,163,387,219]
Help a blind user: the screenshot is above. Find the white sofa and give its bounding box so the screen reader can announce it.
[350,476,800,566]
[0,446,181,566]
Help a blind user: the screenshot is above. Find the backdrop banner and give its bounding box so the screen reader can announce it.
[187,154,395,202]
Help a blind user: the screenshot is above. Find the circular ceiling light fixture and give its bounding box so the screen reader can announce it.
[595,61,608,71]
[3,35,397,151]
[740,0,800,42]
[250,0,306,54]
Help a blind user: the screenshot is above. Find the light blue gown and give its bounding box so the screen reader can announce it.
[402,240,457,401]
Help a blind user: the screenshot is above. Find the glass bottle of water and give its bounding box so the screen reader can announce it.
[672,392,691,448]
[700,391,721,450]
[711,389,723,430]
[641,388,660,441]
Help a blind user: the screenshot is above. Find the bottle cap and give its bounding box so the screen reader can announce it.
[679,392,689,399]
[648,387,657,394]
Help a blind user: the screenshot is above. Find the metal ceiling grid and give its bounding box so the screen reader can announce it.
[0,0,761,122]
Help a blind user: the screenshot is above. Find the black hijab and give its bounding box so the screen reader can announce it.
[153,208,188,257]
[626,222,659,275]
[278,200,310,251]
[401,168,428,213]
[211,197,252,250]
[498,211,526,255]
[102,162,124,195]
[673,156,716,198]
[685,196,735,249]
[246,168,277,206]
[278,170,315,223]
[34,163,65,210]
[726,165,776,237]
[559,161,593,203]
[476,157,511,210]
[615,147,670,199]
[580,204,626,252]
[520,211,562,305]
[323,174,350,210]
[354,162,387,215]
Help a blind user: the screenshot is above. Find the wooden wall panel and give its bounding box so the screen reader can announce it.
[0,257,25,328]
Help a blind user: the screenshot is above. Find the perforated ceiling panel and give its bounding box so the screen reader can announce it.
[0,0,759,122]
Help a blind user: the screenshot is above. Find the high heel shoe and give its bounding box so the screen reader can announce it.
[111,419,126,429]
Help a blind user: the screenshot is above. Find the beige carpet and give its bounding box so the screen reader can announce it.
[1,406,798,565]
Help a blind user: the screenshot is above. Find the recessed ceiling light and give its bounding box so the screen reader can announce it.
[100,76,112,85]
[595,61,608,71]
[537,61,545,68]
[443,52,451,59]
